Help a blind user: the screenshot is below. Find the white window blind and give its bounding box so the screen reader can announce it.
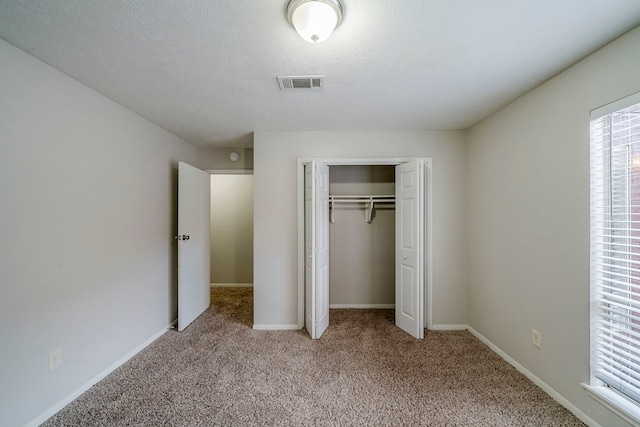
[591,94,640,404]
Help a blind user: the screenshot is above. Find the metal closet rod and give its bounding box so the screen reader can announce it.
[329,195,395,224]
[329,195,395,203]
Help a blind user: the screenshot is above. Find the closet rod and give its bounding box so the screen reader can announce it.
[328,195,395,224]
[329,195,395,203]
[330,199,395,203]
[330,195,395,199]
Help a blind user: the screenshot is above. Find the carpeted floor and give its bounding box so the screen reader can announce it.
[42,287,585,426]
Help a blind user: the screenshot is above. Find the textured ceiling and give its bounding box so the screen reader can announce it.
[1,0,639,148]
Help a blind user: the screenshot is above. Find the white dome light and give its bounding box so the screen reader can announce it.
[287,0,343,43]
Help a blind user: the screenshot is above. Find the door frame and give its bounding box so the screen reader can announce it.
[205,169,254,175]
[296,157,434,330]
[204,168,254,290]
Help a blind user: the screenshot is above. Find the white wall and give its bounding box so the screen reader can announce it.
[253,131,467,328]
[210,175,254,284]
[0,40,199,427]
[467,27,640,427]
[198,147,253,171]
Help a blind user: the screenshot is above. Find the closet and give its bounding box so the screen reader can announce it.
[328,165,396,309]
[302,159,430,340]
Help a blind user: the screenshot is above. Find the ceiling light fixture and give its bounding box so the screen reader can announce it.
[287,0,344,43]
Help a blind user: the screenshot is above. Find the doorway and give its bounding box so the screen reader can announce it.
[209,173,254,287]
[177,164,254,331]
[208,170,254,329]
[296,158,433,339]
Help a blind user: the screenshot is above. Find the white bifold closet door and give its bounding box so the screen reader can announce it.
[177,161,211,331]
[305,161,330,339]
[304,160,425,339]
[395,160,424,339]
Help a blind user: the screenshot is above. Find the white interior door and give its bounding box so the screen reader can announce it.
[177,161,211,331]
[395,160,424,339]
[304,161,330,339]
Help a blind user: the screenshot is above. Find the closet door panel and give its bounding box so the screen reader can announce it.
[304,164,315,337]
[315,162,330,338]
[395,161,424,339]
[304,161,330,339]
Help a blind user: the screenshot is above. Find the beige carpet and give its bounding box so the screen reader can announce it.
[42,287,585,426]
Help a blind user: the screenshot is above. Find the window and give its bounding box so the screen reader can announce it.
[590,92,640,413]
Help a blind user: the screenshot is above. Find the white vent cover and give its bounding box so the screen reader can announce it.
[277,75,324,90]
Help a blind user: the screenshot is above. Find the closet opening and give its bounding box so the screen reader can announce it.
[329,165,396,310]
[296,158,433,340]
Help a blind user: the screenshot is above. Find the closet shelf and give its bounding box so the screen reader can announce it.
[329,195,395,224]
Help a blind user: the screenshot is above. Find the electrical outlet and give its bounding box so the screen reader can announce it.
[48,349,62,371]
[531,329,542,349]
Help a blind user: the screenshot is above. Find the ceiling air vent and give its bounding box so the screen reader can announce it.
[277,75,324,90]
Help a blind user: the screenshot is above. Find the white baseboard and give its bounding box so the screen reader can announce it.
[466,326,599,427]
[330,304,395,309]
[25,323,173,427]
[253,324,301,330]
[431,324,469,331]
[210,283,253,288]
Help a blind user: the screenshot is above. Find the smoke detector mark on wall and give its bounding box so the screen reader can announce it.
[277,76,324,90]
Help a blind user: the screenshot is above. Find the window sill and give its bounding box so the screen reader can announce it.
[582,383,640,427]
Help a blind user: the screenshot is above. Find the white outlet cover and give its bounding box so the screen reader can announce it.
[531,329,542,348]
[48,349,62,371]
